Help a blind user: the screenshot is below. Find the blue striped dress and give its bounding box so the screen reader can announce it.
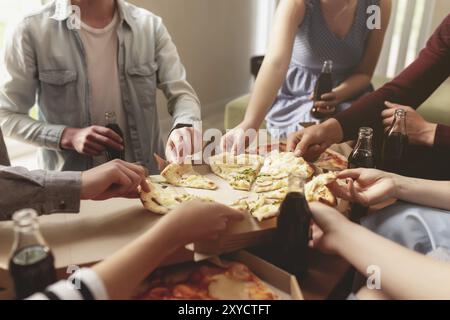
[266,0,378,138]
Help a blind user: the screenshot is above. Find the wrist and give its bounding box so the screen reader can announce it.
[334,222,361,256]
[60,127,75,150]
[392,174,406,200]
[323,118,344,145]
[240,118,259,131]
[423,123,438,147]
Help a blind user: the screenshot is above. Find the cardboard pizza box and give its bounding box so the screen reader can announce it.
[225,250,303,300]
[0,198,195,297]
[137,250,303,300]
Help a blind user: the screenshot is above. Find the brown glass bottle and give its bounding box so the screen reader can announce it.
[273,175,311,280]
[311,60,334,119]
[348,127,375,222]
[105,112,125,161]
[9,209,56,299]
[380,109,409,174]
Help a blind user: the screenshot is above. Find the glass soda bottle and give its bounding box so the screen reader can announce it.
[348,127,375,169]
[311,60,334,120]
[381,109,409,174]
[348,127,375,222]
[105,111,125,161]
[9,209,57,299]
[273,174,312,280]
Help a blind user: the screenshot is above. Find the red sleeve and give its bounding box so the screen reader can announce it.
[334,14,450,141]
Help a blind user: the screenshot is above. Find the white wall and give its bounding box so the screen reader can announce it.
[129,0,261,134]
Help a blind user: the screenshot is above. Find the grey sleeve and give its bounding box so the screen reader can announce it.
[0,166,81,221]
[0,18,66,150]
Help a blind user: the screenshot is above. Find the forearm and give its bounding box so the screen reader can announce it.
[243,61,289,129]
[92,224,180,300]
[0,109,66,150]
[0,166,81,220]
[394,175,450,211]
[333,73,372,103]
[336,223,450,300]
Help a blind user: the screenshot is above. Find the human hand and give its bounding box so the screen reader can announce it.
[311,92,340,115]
[60,126,124,156]
[329,168,398,207]
[220,122,257,154]
[382,102,437,147]
[287,118,343,161]
[309,202,351,254]
[166,127,202,164]
[80,160,149,200]
[158,201,245,247]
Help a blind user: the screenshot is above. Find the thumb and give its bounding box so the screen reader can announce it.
[223,207,246,221]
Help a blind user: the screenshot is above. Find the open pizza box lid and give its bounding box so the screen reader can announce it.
[0,198,196,299]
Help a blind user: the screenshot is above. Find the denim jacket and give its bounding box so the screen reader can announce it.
[0,0,201,173]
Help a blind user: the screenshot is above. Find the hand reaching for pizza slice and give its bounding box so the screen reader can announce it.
[329,168,397,207]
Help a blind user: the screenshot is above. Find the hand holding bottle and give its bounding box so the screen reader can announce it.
[382,102,437,147]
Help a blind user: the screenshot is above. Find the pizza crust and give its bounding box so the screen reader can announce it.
[304,172,338,207]
[161,163,218,190]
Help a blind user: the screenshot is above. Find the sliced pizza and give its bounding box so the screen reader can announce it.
[314,149,348,172]
[254,151,314,193]
[139,179,214,214]
[137,260,278,300]
[231,195,282,221]
[209,153,264,191]
[161,163,218,190]
[304,172,338,207]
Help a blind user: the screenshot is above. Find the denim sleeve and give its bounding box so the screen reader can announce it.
[0,166,81,221]
[0,18,66,150]
[153,17,202,129]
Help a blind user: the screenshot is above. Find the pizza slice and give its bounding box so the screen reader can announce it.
[254,151,314,193]
[231,195,282,221]
[209,153,264,191]
[161,163,218,190]
[314,149,348,172]
[139,179,214,214]
[304,172,338,207]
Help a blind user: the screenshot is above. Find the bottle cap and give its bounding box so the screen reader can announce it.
[12,209,38,228]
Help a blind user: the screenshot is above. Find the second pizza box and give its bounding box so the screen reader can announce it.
[135,250,303,300]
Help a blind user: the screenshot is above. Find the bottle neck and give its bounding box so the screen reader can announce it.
[354,134,373,152]
[105,112,117,125]
[389,114,407,135]
[11,210,48,256]
[322,60,333,74]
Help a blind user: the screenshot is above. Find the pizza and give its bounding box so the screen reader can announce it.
[137,260,278,300]
[254,151,314,193]
[304,172,338,207]
[161,163,218,190]
[139,179,213,214]
[231,195,282,222]
[209,153,264,191]
[313,149,348,172]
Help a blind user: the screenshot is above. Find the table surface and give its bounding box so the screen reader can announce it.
[0,144,355,299]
